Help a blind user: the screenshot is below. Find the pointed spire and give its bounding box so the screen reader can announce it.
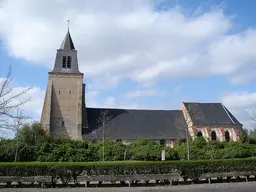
[59,20,75,50]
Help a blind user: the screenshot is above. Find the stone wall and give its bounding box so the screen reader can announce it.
[41,72,83,140]
[191,125,242,142]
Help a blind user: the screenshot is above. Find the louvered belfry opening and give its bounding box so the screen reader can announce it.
[62,56,67,68]
[61,56,72,69]
[67,56,72,68]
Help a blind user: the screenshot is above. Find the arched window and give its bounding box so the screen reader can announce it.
[197,131,203,137]
[67,56,72,68]
[211,131,217,141]
[62,56,67,68]
[225,131,230,142]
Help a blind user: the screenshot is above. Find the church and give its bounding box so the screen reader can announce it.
[40,30,243,146]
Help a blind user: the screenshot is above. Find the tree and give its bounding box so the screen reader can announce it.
[240,128,250,143]
[249,128,256,139]
[246,109,256,141]
[97,109,112,162]
[250,109,256,129]
[13,110,25,162]
[175,102,201,160]
[0,66,32,136]
[16,122,47,145]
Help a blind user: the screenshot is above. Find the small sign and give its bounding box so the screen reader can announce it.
[161,150,165,161]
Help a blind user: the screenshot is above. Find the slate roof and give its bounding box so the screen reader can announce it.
[183,102,242,126]
[83,108,187,140]
[60,31,75,50]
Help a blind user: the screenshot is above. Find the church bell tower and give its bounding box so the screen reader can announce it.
[40,27,85,140]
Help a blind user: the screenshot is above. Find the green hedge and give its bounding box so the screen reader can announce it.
[0,158,256,182]
[2,124,256,162]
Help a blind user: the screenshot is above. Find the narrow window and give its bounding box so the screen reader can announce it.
[69,90,71,94]
[59,90,60,94]
[62,56,67,68]
[197,131,203,137]
[211,131,217,141]
[225,131,230,142]
[67,56,72,68]
[61,121,65,128]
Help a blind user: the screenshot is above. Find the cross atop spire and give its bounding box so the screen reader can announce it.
[59,20,75,50]
[67,20,70,31]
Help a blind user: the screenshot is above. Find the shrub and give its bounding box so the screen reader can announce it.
[95,140,126,161]
[164,147,179,160]
[0,158,255,183]
[1,128,256,162]
[127,139,163,160]
[174,144,187,160]
[222,142,256,159]
[0,139,17,162]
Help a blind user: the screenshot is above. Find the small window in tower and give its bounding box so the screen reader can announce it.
[61,121,65,128]
[62,56,67,68]
[69,90,71,94]
[67,56,72,68]
[59,90,60,94]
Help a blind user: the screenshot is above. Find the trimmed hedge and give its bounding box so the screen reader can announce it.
[0,158,256,182]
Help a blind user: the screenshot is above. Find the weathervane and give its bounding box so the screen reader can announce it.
[67,20,70,31]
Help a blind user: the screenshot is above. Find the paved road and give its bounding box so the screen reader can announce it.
[1,182,256,192]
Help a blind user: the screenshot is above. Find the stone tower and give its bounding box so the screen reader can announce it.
[40,29,86,140]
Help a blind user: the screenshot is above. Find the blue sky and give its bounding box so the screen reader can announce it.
[0,0,255,129]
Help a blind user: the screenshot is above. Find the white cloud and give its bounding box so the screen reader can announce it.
[104,96,116,106]
[123,89,165,98]
[19,87,45,119]
[222,92,256,109]
[86,90,139,109]
[1,86,45,120]
[172,85,182,95]
[221,92,256,129]
[85,90,117,108]
[85,88,167,109]
[208,30,256,84]
[0,0,255,84]
[0,77,45,137]
[86,75,119,90]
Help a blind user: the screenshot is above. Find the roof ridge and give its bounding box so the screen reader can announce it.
[86,107,181,111]
[182,101,222,104]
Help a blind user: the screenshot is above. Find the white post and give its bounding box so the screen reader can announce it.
[186,128,190,160]
[102,121,105,162]
[124,151,127,161]
[161,150,165,161]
